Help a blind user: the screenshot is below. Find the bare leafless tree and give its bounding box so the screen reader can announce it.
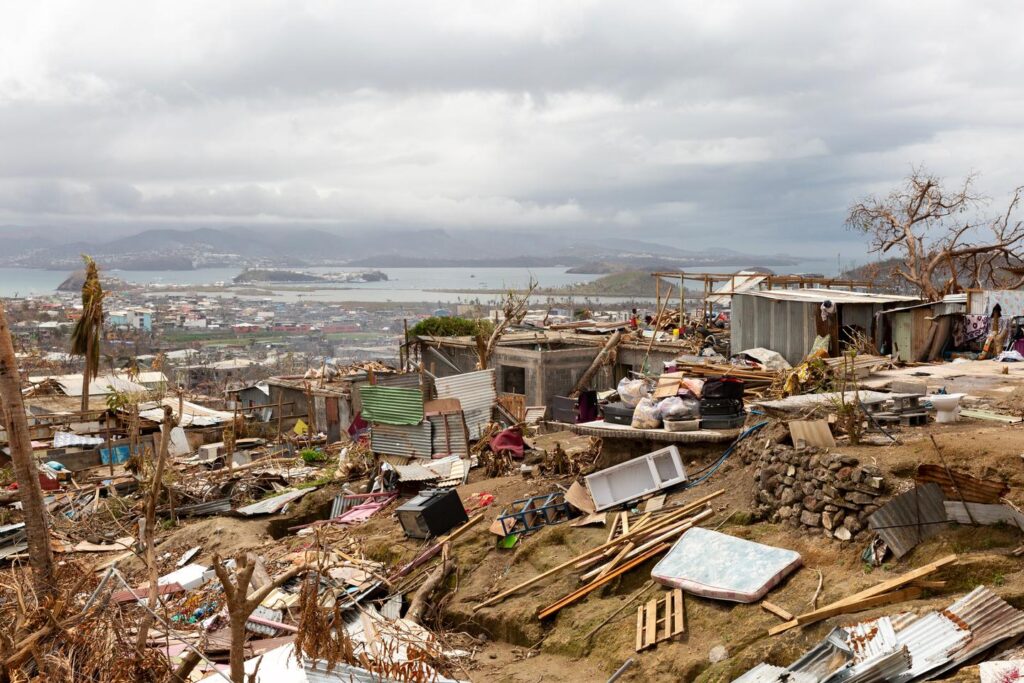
[212,553,309,682]
[846,167,1024,300]
[475,277,538,369]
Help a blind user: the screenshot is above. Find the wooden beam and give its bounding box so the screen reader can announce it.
[537,544,668,620]
[768,587,923,636]
[767,554,955,636]
[761,601,794,621]
[474,489,724,611]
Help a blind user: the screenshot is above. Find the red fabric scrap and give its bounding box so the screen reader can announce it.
[490,428,525,459]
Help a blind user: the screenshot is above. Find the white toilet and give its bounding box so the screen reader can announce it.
[927,393,966,423]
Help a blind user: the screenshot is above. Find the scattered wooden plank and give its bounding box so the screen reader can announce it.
[475,489,724,611]
[769,587,923,635]
[761,601,794,621]
[642,598,656,649]
[636,589,685,651]
[643,494,667,514]
[767,555,955,636]
[536,544,668,620]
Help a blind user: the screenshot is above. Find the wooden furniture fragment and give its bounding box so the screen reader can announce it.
[636,589,685,651]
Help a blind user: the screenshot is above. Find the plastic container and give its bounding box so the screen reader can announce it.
[664,418,701,432]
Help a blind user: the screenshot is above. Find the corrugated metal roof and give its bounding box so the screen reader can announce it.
[867,483,948,559]
[359,386,424,426]
[434,369,496,440]
[524,406,547,424]
[740,288,919,305]
[393,461,440,482]
[835,617,912,683]
[890,611,970,681]
[944,501,1024,528]
[138,398,234,427]
[788,628,852,679]
[916,464,1009,504]
[733,664,816,683]
[935,586,1024,677]
[235,488,314,516]
[707,272,768,305]
[176,498,232,517]
[370,422,433,458]
[428,412,469,457]
[375,372,431,393]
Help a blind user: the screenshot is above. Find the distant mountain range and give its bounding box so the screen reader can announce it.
[0,225,807,272]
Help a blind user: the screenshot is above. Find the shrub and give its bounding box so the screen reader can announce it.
[300,448,326,463]
[408,316,493,338]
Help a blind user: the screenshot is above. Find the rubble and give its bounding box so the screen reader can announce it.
[5,274,1024,683]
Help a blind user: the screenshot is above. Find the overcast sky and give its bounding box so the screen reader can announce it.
[3,1,1024,262]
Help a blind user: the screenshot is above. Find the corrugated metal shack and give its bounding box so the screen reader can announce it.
[731,289,919,366]
[878,295,967,362]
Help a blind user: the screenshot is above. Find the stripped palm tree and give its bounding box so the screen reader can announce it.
[0,301,54,586]
[70,255,106,411]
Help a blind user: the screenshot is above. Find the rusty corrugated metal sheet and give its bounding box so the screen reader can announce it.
[359,386,424,426]
[934,586,1024,677]
[867,483,948,559]
[434,369,496,440]
[370,422,433,458]
[915,464,1008,504]
[890,610,970,680]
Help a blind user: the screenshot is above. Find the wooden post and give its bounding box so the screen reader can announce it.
[679,276,684,332]
[276,391,283,440]
[402,318,409,371]
[105,414,114,477]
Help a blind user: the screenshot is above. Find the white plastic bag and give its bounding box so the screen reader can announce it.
[631,397,663,429]
[659,396,700,419]
[617,378,650,408]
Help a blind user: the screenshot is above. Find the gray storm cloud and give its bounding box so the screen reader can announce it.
[2,0,1024,258]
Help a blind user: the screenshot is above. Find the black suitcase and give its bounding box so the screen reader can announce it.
[701,414,747,430]
[602,402,636,425]
[700,398,744,416]
[703,377,745,399]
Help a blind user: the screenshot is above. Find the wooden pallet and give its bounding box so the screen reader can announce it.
[636,589,685,651]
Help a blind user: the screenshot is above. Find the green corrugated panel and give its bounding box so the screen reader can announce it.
[359,386,424,425]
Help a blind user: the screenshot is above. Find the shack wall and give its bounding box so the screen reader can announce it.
[732,294,817,366]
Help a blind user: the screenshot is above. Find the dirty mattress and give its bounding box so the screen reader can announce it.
[651,527,802,603]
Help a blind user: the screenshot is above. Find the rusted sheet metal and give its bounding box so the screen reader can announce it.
[915,464,1009,504]
[434,369,496,440]
[359,386,424,426]
[892,610,971,680]
[370,422,433,458]
[936,586,1024,676]
[867,483,948,559]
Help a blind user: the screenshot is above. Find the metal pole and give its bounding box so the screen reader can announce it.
[607,658,635,683]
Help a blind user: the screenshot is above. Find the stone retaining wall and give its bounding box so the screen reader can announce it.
[753,446,887,541]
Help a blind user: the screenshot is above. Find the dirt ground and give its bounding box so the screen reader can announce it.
[109,416,1024,682]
